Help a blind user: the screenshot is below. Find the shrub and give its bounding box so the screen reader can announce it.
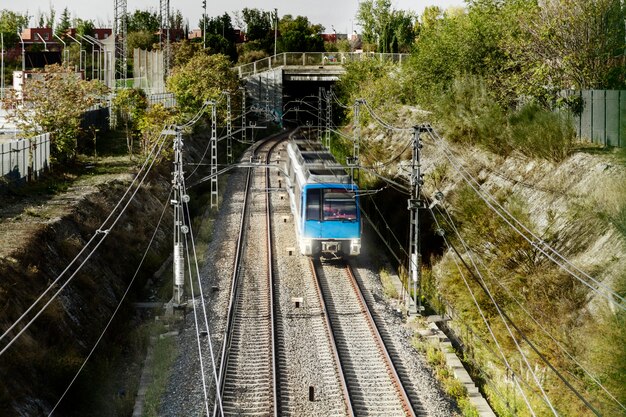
[433,75,511,155]
[509,103,574,162]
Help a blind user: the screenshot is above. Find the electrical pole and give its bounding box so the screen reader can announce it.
[350,99,362,187]
[1,34,4,102]
[408,125,427,315]
[209,101,218,208]
[325,87,332,150]
[226,92,233,164]
[171,126,187,307]
[318,87,323,144]
[202,0,207,49]
[240,87,247,143]
[274,8,278,57]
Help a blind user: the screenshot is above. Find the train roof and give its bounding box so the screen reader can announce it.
[287,138,353,185]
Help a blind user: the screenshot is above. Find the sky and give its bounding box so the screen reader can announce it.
[2,0,466,34]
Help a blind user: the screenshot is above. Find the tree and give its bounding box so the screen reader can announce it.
[2,64,108,163]
[0,9,30,47]
[277,15,324,53]
[137,104,176,158]
[199,13,238,60]
[171,39,202,67]
[511,0,626,93]
[127,30,157,52]
[127,10,160,33]
[166,53,240,117]
[357,0,416,53]
[112,88,148,158]
[242,8,272,49]
[56,8,71,38]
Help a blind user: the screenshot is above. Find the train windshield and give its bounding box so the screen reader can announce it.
[323,189,357,221]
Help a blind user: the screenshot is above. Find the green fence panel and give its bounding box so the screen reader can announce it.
[580,90,592,140]
[606,90,621,147]
[591,90,607,145]
[619,90,626,148]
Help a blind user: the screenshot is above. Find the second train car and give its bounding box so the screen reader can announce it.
[283,133,361,257]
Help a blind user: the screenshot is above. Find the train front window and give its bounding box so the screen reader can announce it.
[306,189,321,220]
[323,189,357,221]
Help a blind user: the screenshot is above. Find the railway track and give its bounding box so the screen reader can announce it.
[213,136,283,416]
[312,258,417,417]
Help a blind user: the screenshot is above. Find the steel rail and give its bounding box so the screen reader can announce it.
[344,263,416,417]
[309,258,356,417]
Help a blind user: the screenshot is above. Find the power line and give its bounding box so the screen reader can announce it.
[428,129,626,312]
[0,129,171,354]
[432,202,603,416]
[47,186,173,416]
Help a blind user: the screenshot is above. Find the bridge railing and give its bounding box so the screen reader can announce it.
[236,52,409,78]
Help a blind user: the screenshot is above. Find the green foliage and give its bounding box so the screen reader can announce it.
[508,104,575,161]
[113,88,148,157]
[171,40,202,68]
[55,8,71,38]
[0,9,30,46]
[127,30,157,52]
[357,0,417,53]
[2,64,108,163]
[200,13,239,61]
[433,76,509,155]
[166,53,240,117]
[137,103,176,159]
[127,9,160,33]
[242,7,272,48]
[277,15,324,53]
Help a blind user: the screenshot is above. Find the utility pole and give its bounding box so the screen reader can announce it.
[209,101,218,208]
[318,87,323,143]
[202,0,207,49]
[226,91,233,164]
[1,34,4,102]
[408,125,427,315]
[274,8,278,57]
[240,87,247,143]
[325,87,332,150]
[349,99,362,187]
[18,32,25,72]
[170,126,187,307]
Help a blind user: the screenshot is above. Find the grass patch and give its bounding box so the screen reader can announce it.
[413,334,479,417]
[142,324,178,417]
[380,268,399,299]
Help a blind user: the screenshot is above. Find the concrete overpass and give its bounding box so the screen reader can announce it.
[236,52,407,126]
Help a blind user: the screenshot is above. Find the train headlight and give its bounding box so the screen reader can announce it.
[350,239,361,256]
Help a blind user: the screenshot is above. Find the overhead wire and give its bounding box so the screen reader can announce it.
[433,204,559,415]
[427,205,538,416]
[0,127,172,353]
[182,178,224,415]
[432,202,603,416]
[428,129,626,312]
[183,228,212,417]
[47,186,173,416]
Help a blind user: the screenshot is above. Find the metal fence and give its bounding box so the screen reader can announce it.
[236,52,409,78]
[1,133,51,183]
[148,92,176,108]
[565,90,626,147]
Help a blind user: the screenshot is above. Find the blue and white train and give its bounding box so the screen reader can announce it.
[283,132,361,257]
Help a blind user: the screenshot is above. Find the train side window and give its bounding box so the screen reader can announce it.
[306,189,321,220]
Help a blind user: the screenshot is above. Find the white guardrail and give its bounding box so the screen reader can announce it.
[235,52,409,78]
